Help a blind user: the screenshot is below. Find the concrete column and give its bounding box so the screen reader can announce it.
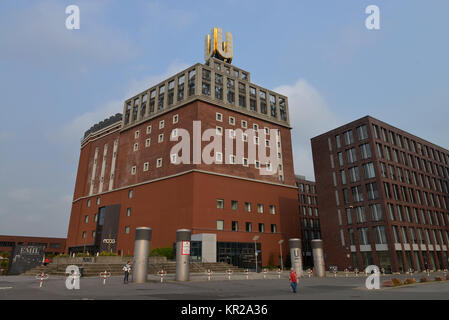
[289,238,303,277]
[132,227,152,283]
[176,229,191,281]
[312,239,326,277]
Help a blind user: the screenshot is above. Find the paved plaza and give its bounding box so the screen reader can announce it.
[1,271,449,300]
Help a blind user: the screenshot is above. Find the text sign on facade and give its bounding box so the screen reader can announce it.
[181,241,190,255]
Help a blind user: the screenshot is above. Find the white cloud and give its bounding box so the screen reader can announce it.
[0,0,138,67]
[57,60,189,145]
[7,188,33,202]
[275,79,339,180]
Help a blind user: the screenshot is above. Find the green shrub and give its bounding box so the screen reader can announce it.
[392,278,403,286]
[98,251,119,256]
[150,247,173,260]
[0,251,10,259]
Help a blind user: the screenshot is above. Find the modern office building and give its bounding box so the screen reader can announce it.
[312,116,449,273]
[66,29,300,268]
[295,175,320,269]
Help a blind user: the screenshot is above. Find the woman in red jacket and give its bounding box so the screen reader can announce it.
[289,268,298,293]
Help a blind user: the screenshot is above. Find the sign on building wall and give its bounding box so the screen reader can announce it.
[181,241,190,256]
[7,245,45,275]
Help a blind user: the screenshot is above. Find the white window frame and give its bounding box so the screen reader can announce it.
[216,126,223,136]
[134,130,140,139]
[173,114,179,124]
[133,143,139,151]
[241,120,247,128]
[159,120,165,129]
[156,158,163,168]
[131,166,137,175]
[216,112,223,122]
[146,125,152,134]
[229,116,235,125]
[158,133,164,143]
[143,162,149,171]
[145,138,151,147]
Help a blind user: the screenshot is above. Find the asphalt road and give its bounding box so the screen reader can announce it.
[1,272,448,300]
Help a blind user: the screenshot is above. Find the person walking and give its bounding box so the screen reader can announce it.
[123,261,131,284]
[289,268,298,293]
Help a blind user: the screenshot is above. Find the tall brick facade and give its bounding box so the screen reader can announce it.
[67,57,300,268]
[312,116,449,273]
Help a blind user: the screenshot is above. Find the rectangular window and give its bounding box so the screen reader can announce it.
[245,202,251,212]
[257,204,264,213]
[217,220,224,230]
[232,221,238,232]
[271,224,277,233]
[246,222,252,232]
[217,199,224,209]
[231,200,238,210]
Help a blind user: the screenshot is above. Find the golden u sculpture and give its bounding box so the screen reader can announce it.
[204,27,233,63]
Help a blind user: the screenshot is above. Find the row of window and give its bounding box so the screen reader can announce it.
[375,141,449,180]
[334,125,369,149]
[383,180,449,208]
[133,114,179,139]
[216,220,277,233]
[296,183,316,194]
[301,206,319,217]
[345,225,449,249]
[302,218,321,229]
[203,68,287,121]
[216,199,276,214]
[125,69,196,125]
[372,123,449,166]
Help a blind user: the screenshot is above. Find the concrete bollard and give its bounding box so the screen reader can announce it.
[133,227,152,284]
[289,238,303,277]
[312,239,326,277]
[36,272,49,288]
[176,229,191,281]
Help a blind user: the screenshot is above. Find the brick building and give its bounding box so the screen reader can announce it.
[0,235,66,255]
[295,175,320,269]
[312,116,449,273]
[66,39,300,268]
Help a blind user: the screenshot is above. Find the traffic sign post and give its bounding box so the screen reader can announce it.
[206,269,212,281]
[35,272,49,288]
[157,270,167,283]
[226,269,233,280]
[99,270,111,285]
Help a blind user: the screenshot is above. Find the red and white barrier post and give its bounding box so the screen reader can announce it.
[35,272,49,288]
[99,270,111,285]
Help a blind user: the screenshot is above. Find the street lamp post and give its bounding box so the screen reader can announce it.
[278,239,284,270]
[253,235,259,273]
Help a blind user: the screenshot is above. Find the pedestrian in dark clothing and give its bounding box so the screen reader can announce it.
[123,261,131,284]
[289,268,298,293]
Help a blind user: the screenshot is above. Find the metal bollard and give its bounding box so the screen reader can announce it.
[227,269,232,280]
[245,269,249,280]
[133,227,152,284]
[345,268,349,278]
[206,269,212,281]
[355,268,359,277]
[175,229,191,282]
[277,268,281,279]
[99,270,111,285]
[263,268,268,279]
[157,270,166,283]
[35,272,49,288]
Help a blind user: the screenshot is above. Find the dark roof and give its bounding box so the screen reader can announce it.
[83,113,122,139]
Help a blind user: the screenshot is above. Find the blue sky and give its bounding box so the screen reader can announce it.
[0,0,448,237]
